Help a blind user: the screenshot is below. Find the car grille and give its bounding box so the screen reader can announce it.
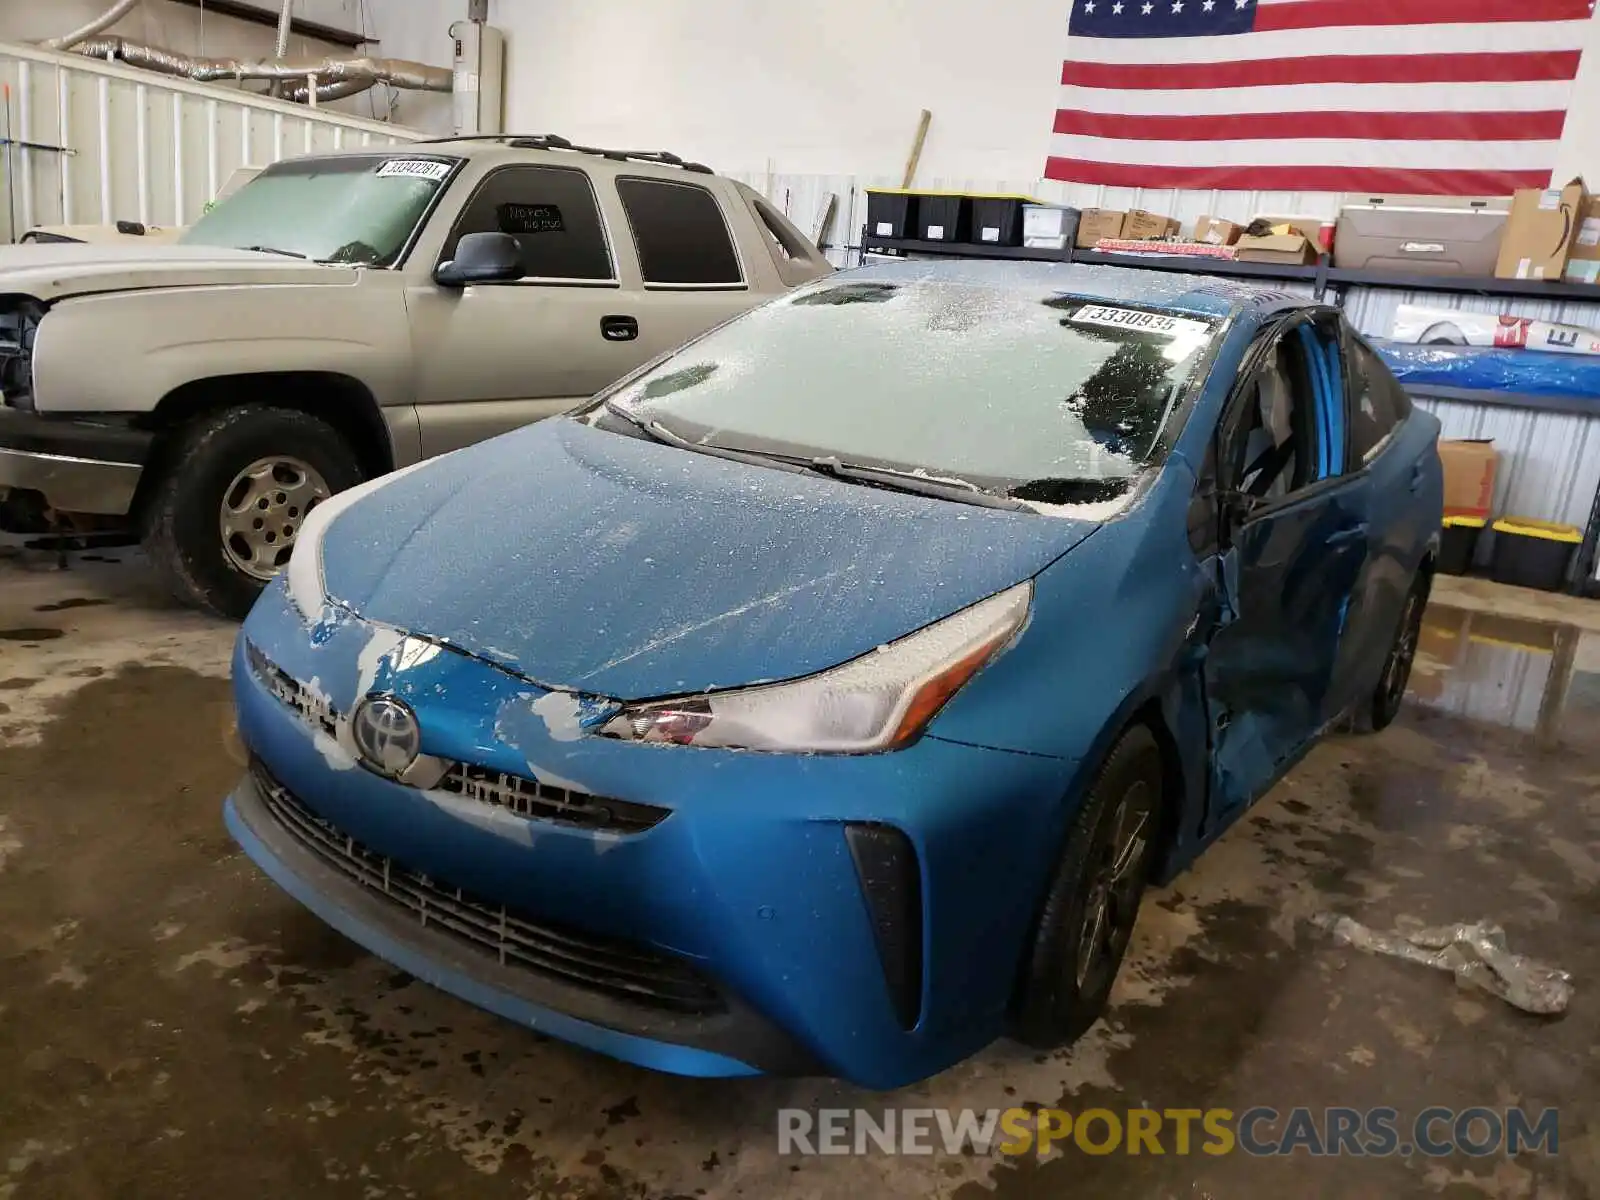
[244,640,667,835]
[434,763,666,834]
[246,640,339,737]
[251,760,724,1015]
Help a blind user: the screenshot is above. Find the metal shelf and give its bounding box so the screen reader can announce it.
[858,231,1600,306]
[1072,249,1323,282]
[1323,267,1600,303]
[861,236,1070,262]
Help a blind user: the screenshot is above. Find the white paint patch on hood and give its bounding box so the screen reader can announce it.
[354,626,408,700]
[285,459,436,622]
[531,691,585,743]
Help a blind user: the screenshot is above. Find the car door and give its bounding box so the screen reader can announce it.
[1199,312,1371,823]
[603,174,766,356]
[1324,328,1431,710]
[406,163,659,457]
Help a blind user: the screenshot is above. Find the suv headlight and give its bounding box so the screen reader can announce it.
[599,582,1032,753]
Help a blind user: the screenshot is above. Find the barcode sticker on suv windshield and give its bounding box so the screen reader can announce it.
[377,159,453,181]
[1070,304,1210,339]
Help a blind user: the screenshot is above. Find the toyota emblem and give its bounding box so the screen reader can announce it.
[351,694,421,777]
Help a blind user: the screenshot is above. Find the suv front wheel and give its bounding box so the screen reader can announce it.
[142,406,364,619]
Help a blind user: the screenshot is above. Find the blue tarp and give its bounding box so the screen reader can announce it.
[1372,339,1600,402]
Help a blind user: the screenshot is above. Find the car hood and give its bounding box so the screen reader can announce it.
[0,242,361,301]
[319,419,1100,698]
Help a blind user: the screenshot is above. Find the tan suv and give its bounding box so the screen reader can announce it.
[0,135,832,617]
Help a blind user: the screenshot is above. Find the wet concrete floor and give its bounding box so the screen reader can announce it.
[2,546,1598,1199]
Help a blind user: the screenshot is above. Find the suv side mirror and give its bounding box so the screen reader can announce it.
[435,232,524,288]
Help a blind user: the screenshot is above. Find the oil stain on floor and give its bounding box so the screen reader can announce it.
[1,557,1597,1199]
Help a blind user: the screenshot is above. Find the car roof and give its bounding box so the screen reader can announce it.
[303,134,727,184]
[842,257,1309,321]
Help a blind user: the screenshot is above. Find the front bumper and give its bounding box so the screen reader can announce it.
[228,583,1079,1088]
[0,407,151,515]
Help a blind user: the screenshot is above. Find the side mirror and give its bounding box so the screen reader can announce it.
[434,232,524,288]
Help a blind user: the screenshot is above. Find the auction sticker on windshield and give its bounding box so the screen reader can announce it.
[1070,304,1211,340]
[376,159,454,181]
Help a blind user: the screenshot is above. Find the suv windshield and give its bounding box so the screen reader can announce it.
[599,278,1219,513]
[180,154,458,265]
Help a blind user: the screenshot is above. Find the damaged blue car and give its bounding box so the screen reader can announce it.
[225,260,1442,1089]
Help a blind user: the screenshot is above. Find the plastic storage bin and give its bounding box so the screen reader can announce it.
[1439,515,1486,575]
[865,190,918,240]
[969,196,1033,247]
[1488,517,1581,592]
[918,195,969,243]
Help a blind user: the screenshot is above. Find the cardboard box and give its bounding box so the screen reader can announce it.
[1562,195,1600,283]
[1194,216,1242,247]
[1495,177,1586,281]
[1121,209,1174,240]
[1235,230,1319,265]
[1438,439,1498,519]
[1075,208,1127,248]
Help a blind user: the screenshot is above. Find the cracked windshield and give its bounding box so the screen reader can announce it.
[605,278,1218,512]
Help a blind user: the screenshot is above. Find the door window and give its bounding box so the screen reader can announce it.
[1347,335,1412,466]
[616,177,743,286]
[440,165,615,282]
[1227,331,1321,504]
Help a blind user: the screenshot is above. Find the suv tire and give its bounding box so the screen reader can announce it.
[142,406,363,619]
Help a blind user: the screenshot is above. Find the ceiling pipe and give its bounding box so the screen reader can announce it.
[39,0,142,51]
[271,0,294,98]
[70,37,451,95]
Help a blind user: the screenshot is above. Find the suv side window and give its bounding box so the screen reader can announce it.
[615,177,743,286]
[441,165,614,282]
[1348,335,1411,466]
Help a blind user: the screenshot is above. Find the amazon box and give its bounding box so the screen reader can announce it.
[1076,208,1127,248]
[1496,177,1586,281]
[1438,438,1498,519]
[1194,216,1243,247]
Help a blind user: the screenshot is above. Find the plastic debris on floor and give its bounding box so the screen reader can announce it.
[1313,914,1573,1015]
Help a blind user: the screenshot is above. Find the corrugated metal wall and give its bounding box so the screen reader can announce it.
[0,41,422,240]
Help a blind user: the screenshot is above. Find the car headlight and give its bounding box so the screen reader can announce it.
[599,582,1032,753]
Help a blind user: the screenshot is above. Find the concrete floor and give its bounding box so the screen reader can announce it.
[2,544,1598,1199]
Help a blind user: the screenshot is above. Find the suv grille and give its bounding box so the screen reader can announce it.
[252,761,723,1015]
[245,641,666,835]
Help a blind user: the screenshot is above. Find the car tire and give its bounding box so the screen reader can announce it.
[1011,724,1161,1049]
[1356,571,1430,734]
[141,406,364,620]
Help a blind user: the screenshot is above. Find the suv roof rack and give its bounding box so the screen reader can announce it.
[413,133,714,174]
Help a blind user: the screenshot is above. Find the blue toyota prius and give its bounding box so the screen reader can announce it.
[226,260,1442,1090]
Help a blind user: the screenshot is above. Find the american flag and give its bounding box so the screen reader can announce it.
[1046,0,1596,194]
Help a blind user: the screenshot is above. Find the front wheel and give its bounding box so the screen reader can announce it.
[141,406,364,619]
[1011,725,1161,1049]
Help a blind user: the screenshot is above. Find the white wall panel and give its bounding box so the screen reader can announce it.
[0,41,423,240]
